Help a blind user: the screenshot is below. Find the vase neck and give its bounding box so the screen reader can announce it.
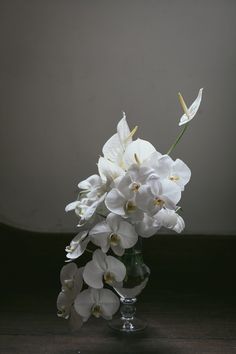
[124,236,142,254]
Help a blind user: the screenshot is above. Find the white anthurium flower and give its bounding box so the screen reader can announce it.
[179,88,203,126]
[136,175,181,215]
[155,208,185,233]
[65,231,90,260]
[123,138,157,169]
[135,213,161,238]
[74,287,120,321]
[102,112,137,168]
[83,249,126,289]
[154,155,191,191]
[98,156,125,183]
[89,213,138,256]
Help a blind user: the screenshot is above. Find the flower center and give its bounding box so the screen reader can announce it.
[64,279,74,290]
[131,182,140,192]
[154,198,165,207]
[125,200,137,213]
[65,244,76,253]
[92,304,102,318]
[104,271,115,285]
[109,233,120,246]
[57,306,69,319]
[169,175,180,181]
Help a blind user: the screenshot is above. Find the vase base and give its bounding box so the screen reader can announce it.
[108,317,147,333]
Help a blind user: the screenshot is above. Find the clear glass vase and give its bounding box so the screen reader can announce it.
[109,237,150,332]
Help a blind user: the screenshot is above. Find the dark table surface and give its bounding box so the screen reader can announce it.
[1,223,236,354]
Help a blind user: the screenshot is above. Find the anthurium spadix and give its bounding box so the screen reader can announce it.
[179,88,203,126]
[123,138,157,169]
[83,249,126,288]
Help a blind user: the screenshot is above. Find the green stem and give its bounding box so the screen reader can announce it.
[166,123,189,155]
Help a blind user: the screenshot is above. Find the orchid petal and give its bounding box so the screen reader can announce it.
[65,201,78,212]
[74,289,93,322]
[106,255,126,282]
[98,157,124,182]
[105,189,126,216]
[99,289,120,320]
[117,220,138,249]
[83,260,104,289]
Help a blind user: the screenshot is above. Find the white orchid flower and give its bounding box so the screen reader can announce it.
[89,213,138,256]
[97,156,125,183]
[136,175,181,215]
[60,262,83,294]
[57,291,73,320]
[74,287,120,321]
[66,194,106,223]
[83,249,126,289]
[123,138,157,169]
[102,112,137,169]
[65,231,90,260]
[105,172,145,222]
[57,263,83,323]
[135,213,161,238]
[179,88,203,126]
[65,174,108,223]
[78,174,107,199]
[155,208,185,233]
[154,155,191,191]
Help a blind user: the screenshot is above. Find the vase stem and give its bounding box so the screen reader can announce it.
[120,297,137,331]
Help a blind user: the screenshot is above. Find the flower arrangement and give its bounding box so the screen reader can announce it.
[57,88,203,330]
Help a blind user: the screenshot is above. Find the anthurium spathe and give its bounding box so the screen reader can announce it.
[74,287,120,321]
[179,88,203,126]
[102,112,137,168]
[89,213,138,256]
[123,138,157,169]
[83,249,126,289]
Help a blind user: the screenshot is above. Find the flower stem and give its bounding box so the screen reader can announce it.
[166,123,189,155]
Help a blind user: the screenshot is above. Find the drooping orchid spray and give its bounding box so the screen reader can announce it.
[57,88,203,330]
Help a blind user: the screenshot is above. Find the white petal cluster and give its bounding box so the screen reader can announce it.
[59,89,203,328]
[57,263,84,329]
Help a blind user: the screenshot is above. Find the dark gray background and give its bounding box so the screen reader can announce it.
[0,0,235,233]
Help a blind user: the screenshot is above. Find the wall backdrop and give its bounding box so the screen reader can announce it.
[0,0,235,233]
